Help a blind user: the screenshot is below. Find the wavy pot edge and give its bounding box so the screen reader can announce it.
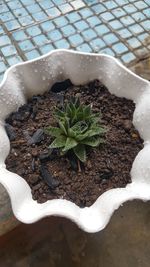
[0,49,150,233]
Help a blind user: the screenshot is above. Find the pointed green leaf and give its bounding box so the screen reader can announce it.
[77,105,83,113]
[71,115,77,125]
[76,112,84,122]
[70,96,75,104]
[71,121,88,134]
[58,120,67,135]
[73,144,86,162]
[63,137,77,152]
[75,97,80,108]
[71,121,82,133]
[70,102,76,113]
[76,127,106,141]
[68,128,77,138]
[76,131,90,141]
[66,104,73,117]
[65,117,71,132]
[44,126,63,137]
[83,105,91,118]
[49,135,67,149]
[54,108,65,119]
[87,127,106,137]
[89,113,100,123]
[81,137,101,147]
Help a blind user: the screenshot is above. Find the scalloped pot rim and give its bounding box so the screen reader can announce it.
[0,49,150,233]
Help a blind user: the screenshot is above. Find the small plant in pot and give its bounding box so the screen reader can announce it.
[45,97,106,172]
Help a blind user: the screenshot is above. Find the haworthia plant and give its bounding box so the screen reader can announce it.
[45,97,106,163]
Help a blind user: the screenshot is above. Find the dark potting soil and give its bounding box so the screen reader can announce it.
[5,80,143,207]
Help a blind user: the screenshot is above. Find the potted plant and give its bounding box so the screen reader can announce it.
[0,49,150,233]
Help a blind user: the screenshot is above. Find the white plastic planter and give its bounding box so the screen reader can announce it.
[0,50,150,233]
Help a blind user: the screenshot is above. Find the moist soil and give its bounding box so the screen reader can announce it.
[5,80,143,207]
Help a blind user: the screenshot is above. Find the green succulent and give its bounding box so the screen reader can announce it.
[45,97,106,163]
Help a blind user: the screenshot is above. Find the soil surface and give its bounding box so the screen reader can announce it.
[5,80,143,207]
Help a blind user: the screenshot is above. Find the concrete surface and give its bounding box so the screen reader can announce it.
[0,200,150,267]
[0,185,19,236]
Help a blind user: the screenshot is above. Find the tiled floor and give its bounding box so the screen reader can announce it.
[0,0,150,82]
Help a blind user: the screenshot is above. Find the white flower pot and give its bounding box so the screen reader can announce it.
[0,50,150,233]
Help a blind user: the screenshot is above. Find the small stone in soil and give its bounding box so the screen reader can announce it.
[29,175,39,185]
[31,148,38,157]
[12,112,23,121]
[39,150,55,162]
[32,184,41,191]
[32,96,41,102]
[23,130,33,144]
[40,165,60,189]
[56,92,65,106]
[50,79,73,93]
[11,105,31,121]
[99,169,113,180]
[31,106,38,120]
[101,179,108,185]
[29,129,44,145]
[89,80,96,93]
[31,158,35,172]
[123,120,132,131]
[5,123,16,141]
